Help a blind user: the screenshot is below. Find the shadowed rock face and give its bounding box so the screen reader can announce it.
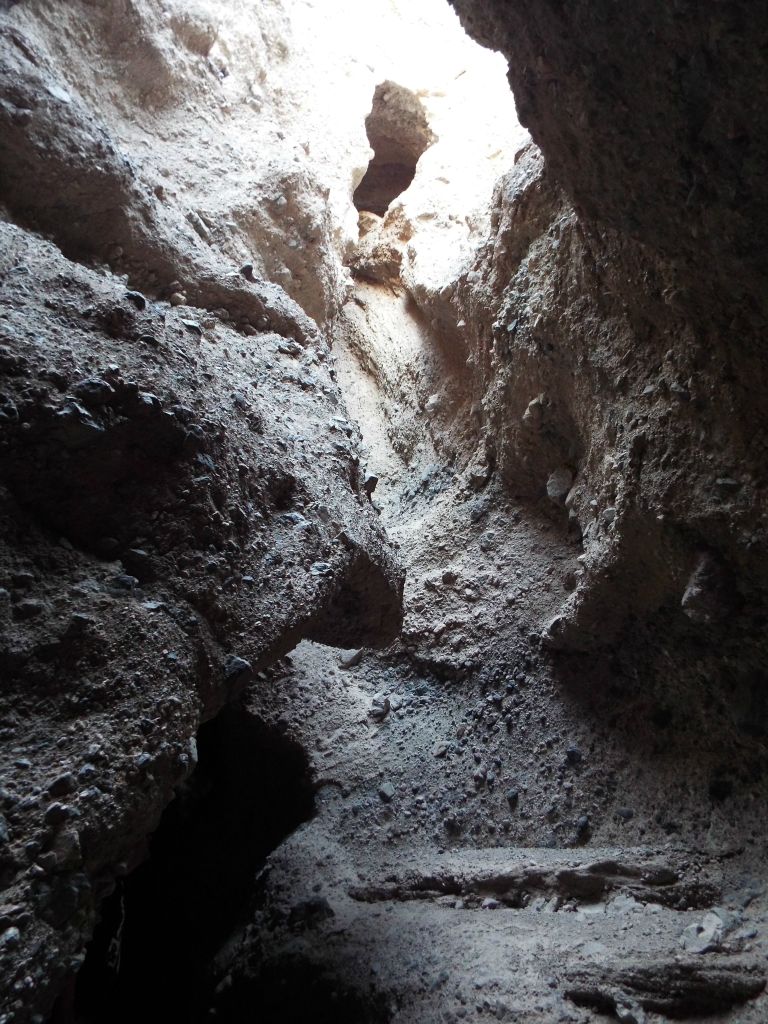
[450,1,768,316]
[0,12,404,1011]
[443,0,768,653]
[205,3,768,1015]
[0,218,404,1022]
[71,705,316,1023]
[2,1,768,1022]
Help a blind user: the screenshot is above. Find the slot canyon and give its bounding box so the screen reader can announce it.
[1,1,768,1021]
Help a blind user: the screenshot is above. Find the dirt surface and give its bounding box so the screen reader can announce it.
[204,633,768,1022]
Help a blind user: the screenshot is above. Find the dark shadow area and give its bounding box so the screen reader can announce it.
[212,954,391,1024]
[68,705,315,1024]
[353,80,435,216]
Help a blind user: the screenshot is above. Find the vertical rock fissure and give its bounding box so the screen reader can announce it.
[67,707,315,1023]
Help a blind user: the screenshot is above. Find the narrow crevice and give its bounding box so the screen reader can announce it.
[68,706,314,1024]
[210,954,392,1024]
[3,2,768,1023]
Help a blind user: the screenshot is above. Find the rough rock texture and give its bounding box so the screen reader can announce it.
[0,2,415,1015]
[2,0,768,1022]
[0,5,354,329]
[451,1,768,317]
[190,644,768,1023]
[452,143,768,654]
[221,2,768,1021]
[443,1,768,654]
[0,220,402,1020]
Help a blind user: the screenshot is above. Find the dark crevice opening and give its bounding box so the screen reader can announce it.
[211,954,392,1024]
[65,704,315,1024]
[353,80,436,217]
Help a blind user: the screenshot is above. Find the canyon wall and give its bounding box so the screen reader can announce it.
[1,0,767,1021]
[438,0,768,655]
[0,2,409,1018]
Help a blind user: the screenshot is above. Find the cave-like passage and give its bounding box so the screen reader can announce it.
[67,708,314,1024]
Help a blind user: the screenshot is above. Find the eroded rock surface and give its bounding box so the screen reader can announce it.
[0,220,403,1019]
[2,0,768,1022]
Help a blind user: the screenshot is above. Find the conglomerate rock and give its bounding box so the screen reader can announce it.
[0,217,403,1020]
[450,0,768,316]
[2,0,768,1021]
[441,0,768,652]
[451,144,768,652]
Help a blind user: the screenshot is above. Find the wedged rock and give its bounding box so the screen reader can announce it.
[565,958,766,1018]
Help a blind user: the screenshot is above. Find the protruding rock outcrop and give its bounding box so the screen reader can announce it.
[0,211,401,1024]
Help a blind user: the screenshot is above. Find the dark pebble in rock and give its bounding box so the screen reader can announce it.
[125,290,147,310]
[224,656,253,681]
[287,897,334,929]
[378,782,395,803]
[112,575,139,593]
[12,599,44,621]
[44,802,72,826]
[123,549,153,580]
[65,612,93,635]
[171,405,195,424]
[48,774,76,797]
[505,788,519,808]
[72,377,115,406]
[575,815,591,842]
[470,497,491,523]
[370,696,391,722]
[37,852,58,874]
[0,927,20,949]
[565,746,583,765]
[136,392,162,414]
[339,649,363,669]
[616,807,634,821]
